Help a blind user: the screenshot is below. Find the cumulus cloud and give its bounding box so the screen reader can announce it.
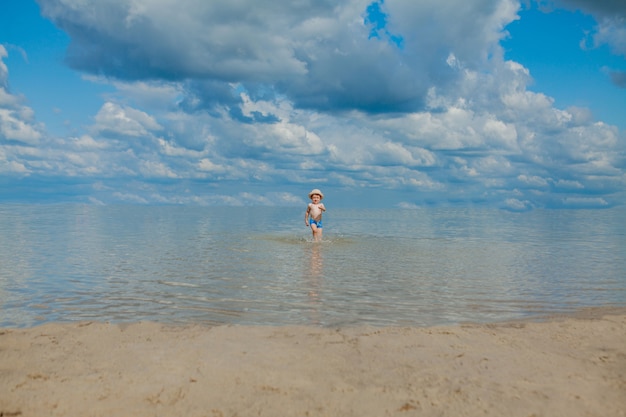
[0,46,44,177]
[504,197,533,211]
[0,46,43,146]
[592,16,626,56]
[37,0,519,114]
[1,1,624,207]
[93,102,162,138]
[0,46,8,87]
[0,108,42,145]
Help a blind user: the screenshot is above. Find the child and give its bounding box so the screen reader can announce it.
[304,189,326,241]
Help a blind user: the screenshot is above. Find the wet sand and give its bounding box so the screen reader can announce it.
[1,308,625,417]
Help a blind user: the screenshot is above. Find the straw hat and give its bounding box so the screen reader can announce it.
[308,189,324,200]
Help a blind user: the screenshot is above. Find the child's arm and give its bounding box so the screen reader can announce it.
[304,204,310,225]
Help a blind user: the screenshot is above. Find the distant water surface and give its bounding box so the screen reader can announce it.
[0,205,624,327]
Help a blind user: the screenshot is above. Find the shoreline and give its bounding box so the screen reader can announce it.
[2,307,625,417]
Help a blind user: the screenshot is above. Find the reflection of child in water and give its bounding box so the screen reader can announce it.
[306,244,323,324]
[304,189,326,242]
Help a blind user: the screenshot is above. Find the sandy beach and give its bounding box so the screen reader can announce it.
[1,308,625,417]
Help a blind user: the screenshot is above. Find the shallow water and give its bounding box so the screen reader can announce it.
[1,205,624,327]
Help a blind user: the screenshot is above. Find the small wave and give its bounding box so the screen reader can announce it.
[158,280,200,288]
[257,233,356,245]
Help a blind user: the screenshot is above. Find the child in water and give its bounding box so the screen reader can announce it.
[305,189,326,241]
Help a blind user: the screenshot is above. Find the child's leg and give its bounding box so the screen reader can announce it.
[310,224,318,240]
[311,225,322,241]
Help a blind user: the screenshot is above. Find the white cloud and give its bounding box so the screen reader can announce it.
[0,47,44,146]
[518,174,549,187]
[397,201,421,209]
[71,135,109,150]
[100,78,184,111]
[593,17,626,56]
[0,1,622,207]
[0,109,42,144]
[198,158,226,174]
[0,45,8,87]
[36,0,522,113]
[504,198,532,211]
[554,179,584,189]
[369,142,436,167]
[0,158,30,174]
[562,196,609,207]
[139,160,178,179]
[93,102,162,138]
[112,191,149,204]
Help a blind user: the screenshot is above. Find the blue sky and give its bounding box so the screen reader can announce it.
[1,0,624,209]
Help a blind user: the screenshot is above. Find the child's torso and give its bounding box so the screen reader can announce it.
[309,203,323,219]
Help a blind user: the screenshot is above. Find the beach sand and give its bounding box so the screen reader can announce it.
[1,308,625,417]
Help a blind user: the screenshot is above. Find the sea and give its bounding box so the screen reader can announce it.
[1,204,624,328]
